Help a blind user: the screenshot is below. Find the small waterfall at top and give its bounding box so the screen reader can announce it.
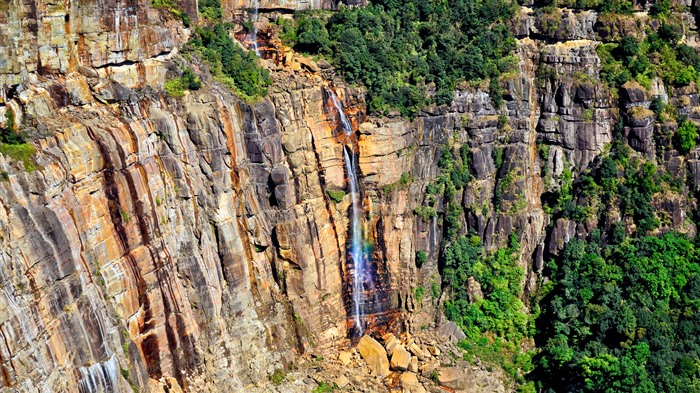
[250,0,261,57]
[328,91,372,336]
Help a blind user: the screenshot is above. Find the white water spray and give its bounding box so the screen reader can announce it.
[250,0,261,57]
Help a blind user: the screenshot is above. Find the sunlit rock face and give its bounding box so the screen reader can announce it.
[2,0,699,392]
[220,0,366,24]
[0,0,409,389]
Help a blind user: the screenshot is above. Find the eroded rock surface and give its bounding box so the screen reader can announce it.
[2,0,700,392]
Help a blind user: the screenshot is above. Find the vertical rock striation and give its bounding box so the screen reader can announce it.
[1,0,700,392]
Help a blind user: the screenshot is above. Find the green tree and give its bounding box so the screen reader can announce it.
[1,107,24,145]
[675,120,697,154]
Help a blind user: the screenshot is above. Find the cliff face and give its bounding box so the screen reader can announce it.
[0,1,348,391]
[220,0,367,25]
[0,0,419,390]
[1,0,700,392]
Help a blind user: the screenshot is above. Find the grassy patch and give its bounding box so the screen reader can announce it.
[312,381,336,393]
[0,143,37,171]
[326,189,345,204]
[269,369,286,386]
[165,68,202,97]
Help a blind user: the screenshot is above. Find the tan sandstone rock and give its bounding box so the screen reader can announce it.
[334,375,350,389]
[358,335,390,377]
[408,356,419,373]
[400,372,427,393]
[438,367,470,391]
[339,351,352,366]
[390,346,411,371]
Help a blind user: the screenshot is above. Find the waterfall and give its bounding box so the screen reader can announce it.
[250,0,261,57]
[328,90,371,336]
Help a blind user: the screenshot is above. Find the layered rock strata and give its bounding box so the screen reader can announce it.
[1,0,700,392]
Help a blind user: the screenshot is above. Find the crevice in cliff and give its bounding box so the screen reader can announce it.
[83,124,162,382]
[0,326,15,387]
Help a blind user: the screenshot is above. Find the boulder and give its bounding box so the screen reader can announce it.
[390,346,411,371]
[620,81,650,108]
[408,343,426,358]
[358,335,390,377]
[400,372,427,393]
[437,321,467,342]
[408,356,419,373]
[427,345,441,356]
[438,367,470,391]
[384,334,401,355]
[334,375,349,389]
[338,351,352,366]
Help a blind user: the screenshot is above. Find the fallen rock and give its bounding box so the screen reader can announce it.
[383,333,401,355]
[358,335,390,377]
[408,343,426,358]
[390,346,411,371]
[408,356,419,373]
[400,372,427,393]
[437,321,467,342]
[419,359,439,376]
[334,375,349,389]
[296,56,320,73]
[339,351,352,366]
[438,367,470,391]
[427,345,440,356]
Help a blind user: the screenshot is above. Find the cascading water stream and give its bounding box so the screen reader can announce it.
[328,90,371,336]
[250,0,261,57]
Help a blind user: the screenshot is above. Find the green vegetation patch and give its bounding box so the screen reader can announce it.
[165,67,202,97]
[326,189,346,203]
[312,381,336,393]
[536,232,700,393]
[534,115,700,391]
[597,26,700,89]
[444,234,535,390]
[151,0,191,27]
[284,0,518,116]
[269,369,286,386]
[0,143,37,171]
[182,0,270,100]
[198,0,222,21]
[415,250,428,268]
[186,24,271,100]
[675,119,698,155]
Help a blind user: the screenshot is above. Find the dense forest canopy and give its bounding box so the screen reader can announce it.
[282,0,519,116]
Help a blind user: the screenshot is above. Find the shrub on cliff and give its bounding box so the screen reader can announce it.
[326,189,345,204]
[187,24,271,99]
[164,67,202,97]
[675,119,698,154]
[151,0,191,27]
[198,0,222,21]
[0,107,22,144]
[598,26,700,90]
